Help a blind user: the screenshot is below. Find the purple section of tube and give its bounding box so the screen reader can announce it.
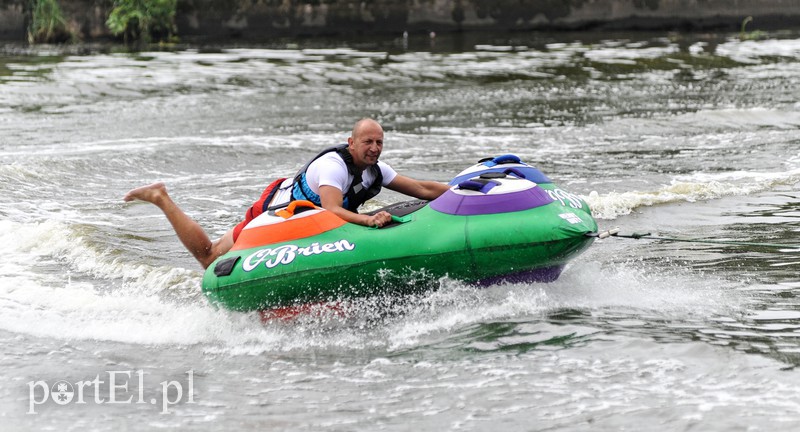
[477,265,565,286]
[429,186,554,216]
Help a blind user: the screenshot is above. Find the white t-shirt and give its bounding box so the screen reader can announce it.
[305,151,397,195]
[269,151,398,207]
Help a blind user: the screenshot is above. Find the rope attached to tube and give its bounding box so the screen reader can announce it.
[588,228,800,250]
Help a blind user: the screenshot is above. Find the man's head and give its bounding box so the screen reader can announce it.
[347,118,384,170]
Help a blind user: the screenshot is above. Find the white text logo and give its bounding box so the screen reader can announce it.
[547,188,584,209]
[559,212,583,224]
[242,240,356,271]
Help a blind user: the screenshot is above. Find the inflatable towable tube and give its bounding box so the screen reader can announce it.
[202,155,598,312]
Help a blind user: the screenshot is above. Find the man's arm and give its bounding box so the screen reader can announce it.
[318,185,393,228]
[385,175,450,200]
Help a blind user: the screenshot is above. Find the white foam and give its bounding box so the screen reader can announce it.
[382,259,746,350]
[0,213,747,355]
[583,44,679,64]
[584,168,800,220]
[716,37,800,64]
[0,219,226,342]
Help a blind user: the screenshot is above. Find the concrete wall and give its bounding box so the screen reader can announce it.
[3,0,800,43]
[174,0,800,39]
[0,0,25,40]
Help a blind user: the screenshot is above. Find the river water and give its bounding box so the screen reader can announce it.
[1,31,800,430]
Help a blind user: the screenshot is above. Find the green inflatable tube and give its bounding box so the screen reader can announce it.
[202,156,597,312]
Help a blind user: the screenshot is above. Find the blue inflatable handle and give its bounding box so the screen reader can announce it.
[457,179,499,194]
[478,154,524,168]
[503,168,526,179]
[458,180,488,191]
[492,154,521,164]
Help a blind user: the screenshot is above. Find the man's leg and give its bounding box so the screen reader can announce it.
[124,183,232,269]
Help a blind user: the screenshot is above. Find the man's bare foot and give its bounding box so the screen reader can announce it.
[123,182,168,204]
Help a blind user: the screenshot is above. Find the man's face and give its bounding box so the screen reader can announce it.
[348,122,383,169]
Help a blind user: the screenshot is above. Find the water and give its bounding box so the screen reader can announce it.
[1,31,800,430]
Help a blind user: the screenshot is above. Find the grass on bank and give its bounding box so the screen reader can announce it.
[27,0,71,43]
[27,0,177,44]
[106,0,177,44]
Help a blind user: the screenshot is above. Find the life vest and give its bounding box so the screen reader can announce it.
[291,144,383,212]
[232,177,287,242]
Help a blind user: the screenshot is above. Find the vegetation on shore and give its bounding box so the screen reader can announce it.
[740,16,767,41]
[27,0,177,44]
[27,0,71,43]
[106,0,177,44]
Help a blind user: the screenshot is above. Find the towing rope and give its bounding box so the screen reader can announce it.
[589,228,800,250]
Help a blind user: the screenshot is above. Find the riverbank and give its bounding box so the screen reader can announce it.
[3,0,800,43]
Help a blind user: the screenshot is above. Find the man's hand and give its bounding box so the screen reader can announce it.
[364,211,393,228]
[319,185,394,228]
